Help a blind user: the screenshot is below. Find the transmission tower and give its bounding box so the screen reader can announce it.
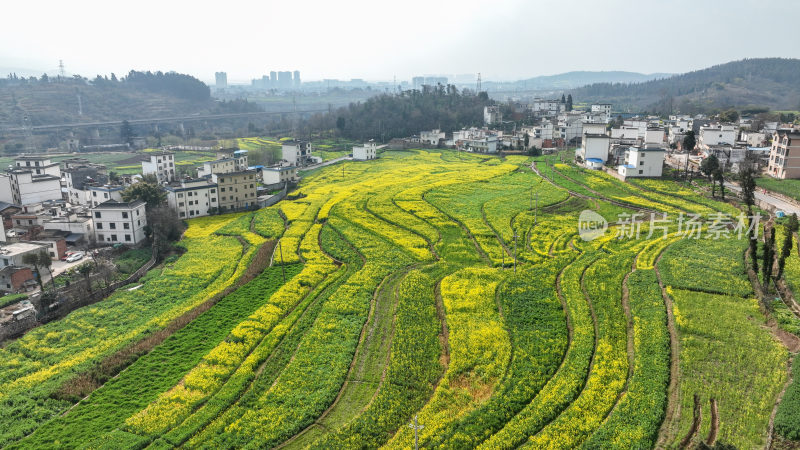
[59,60,66,78]
[476,73,481,92]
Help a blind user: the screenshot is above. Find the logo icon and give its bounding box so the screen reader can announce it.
[578,210,608,241]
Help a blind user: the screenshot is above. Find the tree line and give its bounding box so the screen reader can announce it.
[2,70,211,102]
[302,85,493,142]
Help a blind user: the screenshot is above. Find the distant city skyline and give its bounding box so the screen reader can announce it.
[2,0,798,84]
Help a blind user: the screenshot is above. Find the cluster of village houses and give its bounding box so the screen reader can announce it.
[2,97,798,297]
[409,100,799,181]
[0,139,389,295]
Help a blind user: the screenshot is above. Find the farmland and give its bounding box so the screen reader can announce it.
[1,148,798,449]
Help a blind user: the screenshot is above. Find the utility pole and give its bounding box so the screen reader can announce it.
[408,414,424,450]
[279,239,286,282]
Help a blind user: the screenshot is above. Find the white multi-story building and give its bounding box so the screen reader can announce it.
[577,134,610,164]
[353,140,378,160]
[644,128,666,146]
[197,150,249,178]
[0,170,62,206]
[459,135,498,153]
[13,156,61,177]
[699,124,738,148]
[767,129,800,179]
[483,106,503,125]
[281,141,314,166]
[141,152,175,184]
[262,165,298,185]
[91,200,147,245]
[623,119,649,139]
[591,103,612,117]
[618,147,666,179]
[165,179,219,219]
[88,185,124,207]
[530,99,564,115]
[420,129,446,146]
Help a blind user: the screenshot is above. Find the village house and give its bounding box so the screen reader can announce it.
[576,134,610,167]
[141,152,176,184]
[0,156,63,206]
[262,165,298,187]
[618,147,666,179]
[281,140,315,166]
[197,150,249,177]
[165,179,219,219]
[212,170,258,212]
[91,200,147,245]
[420,129,446,146]
[483,106,503,125]
[767,129,800,179]
[353,140,378,161]
[698,124,738,148]
[88,185,124,207]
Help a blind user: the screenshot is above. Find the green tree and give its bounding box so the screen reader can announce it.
[682,130,696,151]
[738,153,758,215]
[22,251,54,291]
[336,116,346,134]
[121,181,166,209]
[120,120,134,145]
[719,109,740,123]
[77,263,93,293]
[713,168,725,199]
[566,94,573,112]
[763,227,776,287]
[700,154,719,181]
[778,214,799,278]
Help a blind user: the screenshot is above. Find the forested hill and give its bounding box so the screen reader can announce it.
[571,58,800,114]
[308,87,492,142]
[0,70,259,127]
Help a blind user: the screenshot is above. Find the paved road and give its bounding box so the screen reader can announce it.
[300,156,352,171]
[725,182,800,216]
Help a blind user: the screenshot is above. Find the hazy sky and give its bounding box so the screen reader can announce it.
[2,0,798,84]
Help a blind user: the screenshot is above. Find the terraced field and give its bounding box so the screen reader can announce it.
[2,149,798,449]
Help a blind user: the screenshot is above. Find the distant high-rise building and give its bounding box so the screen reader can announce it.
[215,72,227,88]
[270,71,277,86]
[278,71,293,89]
[293,70,301,87]
[412,76,424,90]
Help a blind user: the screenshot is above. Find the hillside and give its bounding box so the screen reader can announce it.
[485,70,672,91]
[571,58,800,113]
[0,71,259,128]
[1,150,796,448]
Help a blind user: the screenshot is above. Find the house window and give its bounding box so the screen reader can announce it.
[110,223,116,230]
[125,234,131,242]
[640,161,644,165]
[221,187,226,192]
[111,234,118,241]
[178,193,183,198]
[180,212,186,218]
[639,170,643,174]
[138,220,141,226]
[95,212,101,218]
[211,198,216,202]
[179,202,184,207]
[124,223,130,230]
[122,212,128,219]
[104,193,109,198]
[97,223,103,230]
